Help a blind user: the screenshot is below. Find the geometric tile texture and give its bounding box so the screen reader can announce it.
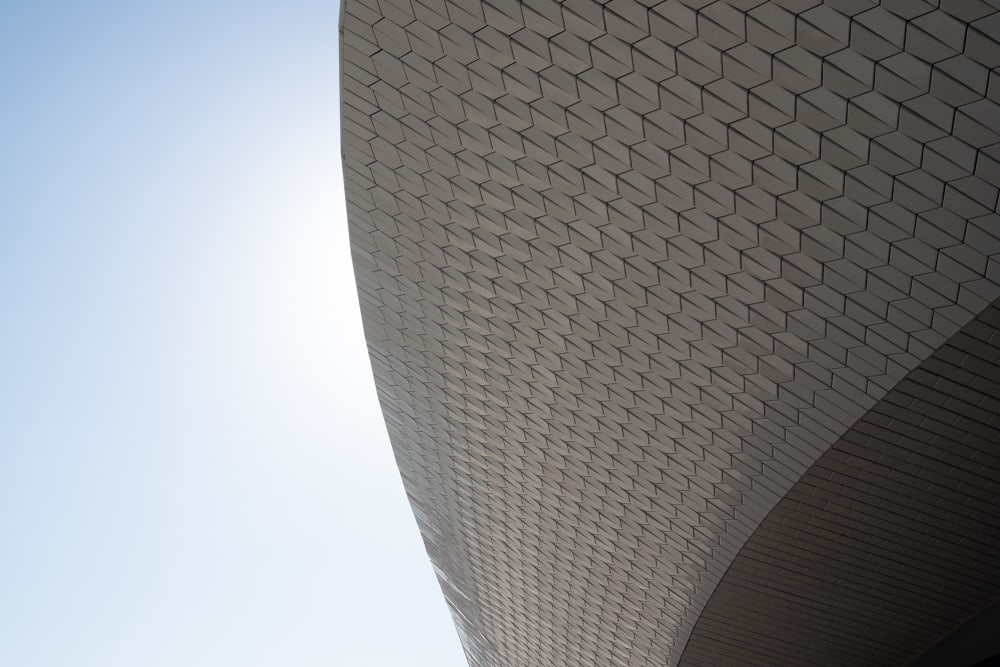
[340,1,1000,665]
[681,299,1000,666]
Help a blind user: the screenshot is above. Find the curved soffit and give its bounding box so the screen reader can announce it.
[680,299,1000,667]
[341,1,1000,665]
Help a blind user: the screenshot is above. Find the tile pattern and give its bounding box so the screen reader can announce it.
[340,1,1000,665]
[680,300,1000,667]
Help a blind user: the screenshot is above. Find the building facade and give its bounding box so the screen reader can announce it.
[341,1,1000,664]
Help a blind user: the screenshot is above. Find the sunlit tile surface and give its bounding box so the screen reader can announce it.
[342,2,1000,665]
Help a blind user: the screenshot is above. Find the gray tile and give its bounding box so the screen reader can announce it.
[341,3,1000,666]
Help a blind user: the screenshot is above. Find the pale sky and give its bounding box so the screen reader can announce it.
[0,1,467,665]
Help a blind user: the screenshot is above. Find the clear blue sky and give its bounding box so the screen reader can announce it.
[0,1,467,665]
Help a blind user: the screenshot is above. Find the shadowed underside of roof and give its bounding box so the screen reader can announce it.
[341,1,1000,665]
[681,300,1000,667]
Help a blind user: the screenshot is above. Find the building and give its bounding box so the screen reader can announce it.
[340,1,1000,665]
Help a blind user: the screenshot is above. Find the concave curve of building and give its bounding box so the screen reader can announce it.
[340,1,1000,665]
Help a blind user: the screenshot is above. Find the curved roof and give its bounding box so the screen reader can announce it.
[681,302,1000,666]
[341,1,1000,665]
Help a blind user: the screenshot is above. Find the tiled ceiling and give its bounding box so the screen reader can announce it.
[341,1,1000,665]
